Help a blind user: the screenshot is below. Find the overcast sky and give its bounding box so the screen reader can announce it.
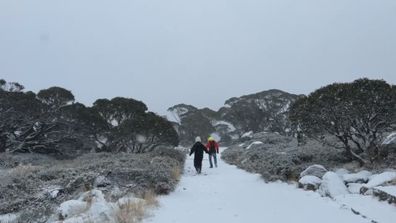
[1,0,395,114]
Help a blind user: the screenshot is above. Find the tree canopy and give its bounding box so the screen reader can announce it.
[37,86,75,109]
[290,78,396,165]
[0,79,179,156]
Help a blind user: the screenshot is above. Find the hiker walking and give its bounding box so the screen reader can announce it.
[206,136,219,168]
[189,136,207,174]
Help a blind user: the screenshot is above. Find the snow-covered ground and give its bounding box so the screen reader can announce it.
[145,148,396,223]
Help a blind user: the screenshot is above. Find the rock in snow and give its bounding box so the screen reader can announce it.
[343,170,372,184]
[372,186,396,205]
[347,183,365,194]
[365,171,396,188]
[52,189,133,222]
[298,175,322,191]
[300,165,328,179]
[58,200,88,219]
[319,172,349,198]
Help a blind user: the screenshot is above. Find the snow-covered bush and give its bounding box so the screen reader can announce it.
[222,134,346,181]
[0,148,185,222]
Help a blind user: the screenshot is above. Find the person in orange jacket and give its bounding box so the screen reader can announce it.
[206,136,219,168]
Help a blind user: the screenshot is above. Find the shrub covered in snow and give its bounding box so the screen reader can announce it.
[222,133,347,181]
[0,147,185,223]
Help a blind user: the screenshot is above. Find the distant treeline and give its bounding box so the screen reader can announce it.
[0,79,178,158]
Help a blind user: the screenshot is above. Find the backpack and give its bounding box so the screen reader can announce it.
[209,141,216,153]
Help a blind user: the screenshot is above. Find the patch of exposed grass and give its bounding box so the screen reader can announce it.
[171,165,182,182]
[8,164,42,178]
[116,190,158,223]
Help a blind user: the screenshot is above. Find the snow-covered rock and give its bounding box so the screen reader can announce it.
[335,168,349,177]
[51,190,124,223]
[372,186,396,205]
[343,170,372,184]
[298,175,322,191]
[319,172,349,198]
[51,189,155,223]
[300,165,328,179]
[375,186,396,197]
[58,200,87,219]
[347,183,365,194]
[365,171,396,188]
[54,190,118,222]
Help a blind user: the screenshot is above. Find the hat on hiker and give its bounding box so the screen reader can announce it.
[195,136,202,142]
[208,136,215,141]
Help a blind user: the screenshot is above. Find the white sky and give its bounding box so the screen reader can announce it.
[1,0,395,114]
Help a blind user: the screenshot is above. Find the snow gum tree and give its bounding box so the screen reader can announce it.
[93,97,147,126]
[114,112,179,153]
[92,97,179,152]
[0,79,179,156]
[37,86,75,109]
[290,78,396,165]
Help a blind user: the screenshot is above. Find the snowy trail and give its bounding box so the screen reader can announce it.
[145,150,395,223]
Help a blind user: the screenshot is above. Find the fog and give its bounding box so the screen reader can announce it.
[1,0,395,114]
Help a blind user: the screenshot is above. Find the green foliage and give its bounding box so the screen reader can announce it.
[290,78,396,165]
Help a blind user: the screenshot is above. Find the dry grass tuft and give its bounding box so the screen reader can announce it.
[143,190,159,207]
[8,164,42,177]
[116,190,158,223]
[116,199,146,223]
[171,166,182,182]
